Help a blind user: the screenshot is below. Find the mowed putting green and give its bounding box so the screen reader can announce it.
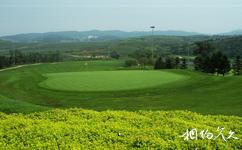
[39,70,187,92]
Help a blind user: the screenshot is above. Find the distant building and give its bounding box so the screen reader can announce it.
[79,55,109,59]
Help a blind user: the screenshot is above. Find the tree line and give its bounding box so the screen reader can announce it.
[193,41,241,76]
[154,56,187,70]
[125,41,241,76]
[124,47,188,69]
[124,48,155,68]
[0,50,62,69]
[154,42,241,76]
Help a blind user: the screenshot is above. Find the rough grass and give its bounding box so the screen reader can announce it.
[0,109,241,149]
[0,95,49,113]
[39,71,186,92]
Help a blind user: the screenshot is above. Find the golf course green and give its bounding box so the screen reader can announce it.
[39,71,186,92]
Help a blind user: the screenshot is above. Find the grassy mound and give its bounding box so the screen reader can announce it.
[39,71,186,91]
[0,109,241,149]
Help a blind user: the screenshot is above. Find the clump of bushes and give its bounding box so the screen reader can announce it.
[0,109,241,149]
[193,42,231,76]
[154,56,187,70]
[124,59,138,67]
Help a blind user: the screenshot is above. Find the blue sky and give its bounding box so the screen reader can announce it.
[0,0,242,36]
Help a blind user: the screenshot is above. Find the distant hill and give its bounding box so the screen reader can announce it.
[218,29,242,36]
[0,30,202,43]
[0,39,10,44]
[209,36,242,56]
[1,34,241,57]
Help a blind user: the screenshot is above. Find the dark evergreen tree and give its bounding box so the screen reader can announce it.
[165,57,173,69]
[198,55,211,73]
[9,50,16,65]
[217,55,231,76]
[110,51,120,59]
[193,42,215,72]
[0,50,63,69]
[194,49,231,76]
[175,57,180,69]
[15,50,24,64]
[0,55,10,69]
[194,56,203,71]
[194,41,215,56]
[124,59,138,67]
[154,57,165,69]
[233,55,241,75]
[181,58,187,69]
[209,52,219,74]
[0,56,7,68]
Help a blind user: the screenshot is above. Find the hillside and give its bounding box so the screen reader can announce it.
[0,35,212,55]
[2,29,242,44]
[209,36,242,56]
[0,30,202,43]
[0,61,242,116]
[218,30,242,36]
[0,108,241,149]
[0,35,242,57]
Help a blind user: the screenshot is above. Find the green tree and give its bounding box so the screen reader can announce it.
[193,42,216,72]
[194,41,215,56]
[233,55,241,75]
[164,57,173,69]
[132,48,152,68]
[124,59,138,67]
[209,52,219,74]
[181,58,187,69]
[194,56,203,71]
[154,57,165,69]
[217,54,231,76]
[110,51,120,59]
[175,57,180,69]
[194,50,231,76]
[0,56,9,68]
[9,50,16,65]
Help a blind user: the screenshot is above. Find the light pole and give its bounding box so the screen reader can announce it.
[150,26,155,59]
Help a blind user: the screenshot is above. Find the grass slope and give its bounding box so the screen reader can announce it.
[0,109,241,149]
[39,71,186,92]
[0,95,49,113]
[0,60,241,116]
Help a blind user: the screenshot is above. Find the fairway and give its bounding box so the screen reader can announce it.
[39,71,186,91]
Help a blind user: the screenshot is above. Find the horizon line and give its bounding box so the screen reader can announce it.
[1,29,242,37]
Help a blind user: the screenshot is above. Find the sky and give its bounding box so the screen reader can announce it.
[0,0,242,36]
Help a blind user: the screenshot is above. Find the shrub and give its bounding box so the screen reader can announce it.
[124,59,138,67]
[0,109,241,149]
